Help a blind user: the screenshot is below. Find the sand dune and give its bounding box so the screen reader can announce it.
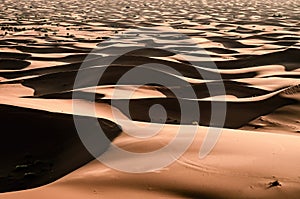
[1,126,300,198]
[0,0,299,198]
[0,104,121,192]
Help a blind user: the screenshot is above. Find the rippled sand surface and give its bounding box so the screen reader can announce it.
[0,0,300,198]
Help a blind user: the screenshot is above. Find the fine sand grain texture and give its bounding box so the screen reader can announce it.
[0,0,299,198]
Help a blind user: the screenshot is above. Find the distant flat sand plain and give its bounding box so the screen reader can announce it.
[0,0,300,198]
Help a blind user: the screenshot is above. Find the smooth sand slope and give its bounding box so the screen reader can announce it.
[1,126,300,199]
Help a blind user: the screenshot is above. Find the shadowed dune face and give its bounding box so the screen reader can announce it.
[0,105,122,192]
[0,0,299,197]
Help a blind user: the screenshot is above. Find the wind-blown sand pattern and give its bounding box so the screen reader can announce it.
[0,0,300,198]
